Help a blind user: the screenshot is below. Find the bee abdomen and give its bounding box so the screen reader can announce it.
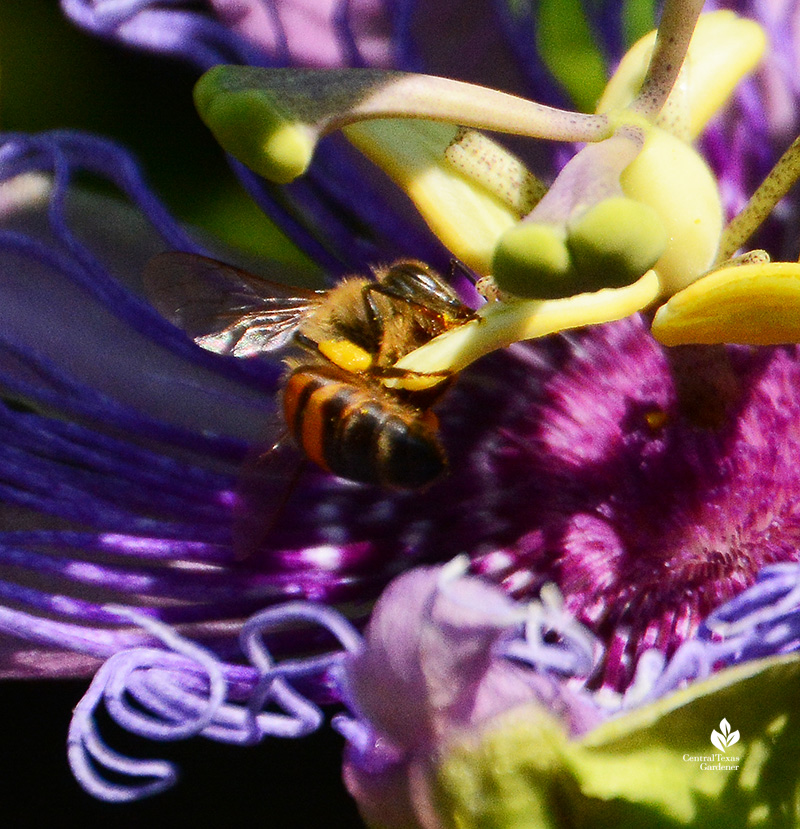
[283,368,446,489]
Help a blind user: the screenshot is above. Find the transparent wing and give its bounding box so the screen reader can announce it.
[143,251,324,356]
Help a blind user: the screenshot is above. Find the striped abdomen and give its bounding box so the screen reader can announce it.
[282,366,446,489]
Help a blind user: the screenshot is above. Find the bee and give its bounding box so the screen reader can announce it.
[143,253,475,489]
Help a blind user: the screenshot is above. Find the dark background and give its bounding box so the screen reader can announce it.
[0,679,363,826]
[0,0,311,263]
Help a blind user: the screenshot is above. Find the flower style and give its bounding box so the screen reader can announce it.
[3,0,800,823]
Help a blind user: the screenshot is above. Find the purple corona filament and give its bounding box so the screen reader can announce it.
[66,560,800,801]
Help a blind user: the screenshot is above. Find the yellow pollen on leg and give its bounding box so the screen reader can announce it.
[318,340,373,371]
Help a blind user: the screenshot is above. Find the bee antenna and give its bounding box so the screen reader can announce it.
[448,258,479,286]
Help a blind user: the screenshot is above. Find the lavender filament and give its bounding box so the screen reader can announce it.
[68,600,367,799]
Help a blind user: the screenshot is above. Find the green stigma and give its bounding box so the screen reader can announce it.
[491,223,571,299]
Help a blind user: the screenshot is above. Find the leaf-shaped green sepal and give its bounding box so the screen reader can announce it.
[433,655,800,828]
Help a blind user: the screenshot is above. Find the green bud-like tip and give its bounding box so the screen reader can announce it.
[194,69,315,184]
[492,196,668,300]
[567,196,667,290]
[491,223,572,299]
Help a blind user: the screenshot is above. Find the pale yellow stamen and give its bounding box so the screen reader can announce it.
[444,128,546,217]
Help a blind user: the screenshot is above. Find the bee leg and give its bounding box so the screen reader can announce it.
[373,365,451,381]
[374,364,454,401]
[360,282,391,343]
[294,330,324,354]
[233,435,307,560]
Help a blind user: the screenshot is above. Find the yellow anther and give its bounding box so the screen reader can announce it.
[345,120,520,275]
[652,262,800,346]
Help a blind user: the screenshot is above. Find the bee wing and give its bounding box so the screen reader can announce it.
[143,251,324,357]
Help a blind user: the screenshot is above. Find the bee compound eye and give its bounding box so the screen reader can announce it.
[385,262,437,292]
[387,261,431,280]
[382,261,463,313]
